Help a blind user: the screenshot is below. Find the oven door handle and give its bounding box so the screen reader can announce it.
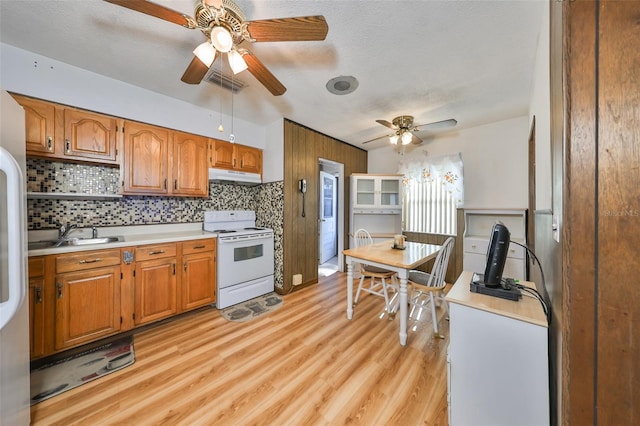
[218,233,272,243]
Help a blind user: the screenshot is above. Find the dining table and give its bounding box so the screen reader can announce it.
[343,240,443,346]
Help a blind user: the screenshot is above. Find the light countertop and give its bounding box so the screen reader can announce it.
[28,223,217,256]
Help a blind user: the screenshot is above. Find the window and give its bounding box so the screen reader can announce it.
[399,153,464,235]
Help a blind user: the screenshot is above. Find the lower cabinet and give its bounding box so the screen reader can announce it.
[134,243,178,325]
[29,237,217,359]
[181,239,216,311]
[53,249,122,351]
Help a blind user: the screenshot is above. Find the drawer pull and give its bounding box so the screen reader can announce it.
[193,245,206,249]
[149,250,165,255]
[79,258,102,264]
[471,244,477,249]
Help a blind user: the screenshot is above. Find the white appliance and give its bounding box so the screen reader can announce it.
[0,90,30,424]
[208,167,261,185]
[204,210,274,309]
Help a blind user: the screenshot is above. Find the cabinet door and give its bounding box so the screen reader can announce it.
[54,265,121,350]
[135,258,177,325]
[353,176,376,207]
[173,131,208,196]
[29,277,46,358]
[123,121,170,195]
[182,251,216,311]
[211,139,235,169]
[379,177,401,207]
[13,94,58,155]
[235,145,262,174]
[64,108,118,164]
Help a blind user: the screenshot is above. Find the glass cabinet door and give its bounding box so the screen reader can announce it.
[380,179,400,207]
[355,177,376,206]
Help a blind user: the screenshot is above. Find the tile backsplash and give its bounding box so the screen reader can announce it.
[27,158,286,289]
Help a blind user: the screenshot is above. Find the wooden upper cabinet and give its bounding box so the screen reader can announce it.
[211,139,235,169]
[235,145,262,174]
[12,94,120,165]
[122,121,170,195]
[12,95,58,155]
[63,108,118,164]
[210,138,262,174]
[173,131,208,196]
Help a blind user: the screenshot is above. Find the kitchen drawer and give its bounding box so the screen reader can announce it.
[56,249,121,273]
[29,257,45,278]
[136,243,177,261]
[182,238,216,255]
[464,237,525,259]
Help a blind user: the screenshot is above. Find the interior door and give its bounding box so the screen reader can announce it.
[319,171,337,264]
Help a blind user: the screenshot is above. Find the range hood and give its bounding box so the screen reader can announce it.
[208,167,261,185]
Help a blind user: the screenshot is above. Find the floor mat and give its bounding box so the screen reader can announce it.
[30,335,135,405]
[220,292,283,322]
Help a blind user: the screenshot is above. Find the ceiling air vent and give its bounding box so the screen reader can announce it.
[204,68,248,93]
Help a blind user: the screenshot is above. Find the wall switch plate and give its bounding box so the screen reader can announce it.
[293,274,303,286]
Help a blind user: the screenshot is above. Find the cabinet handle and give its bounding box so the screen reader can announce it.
[471,244,477,249]
[56,282,63,299]
[173,263,176,275]
[148,250,165,255]
[35,287,43,303]
[233,158,236,168]
[79,258,102,264]
[174,180,178,190]
[241,159,244,168]
[65,139,70,153]
[163,179,167,190]
[47,136,53,151]
[184,262,187,272]
[193,245,205,249]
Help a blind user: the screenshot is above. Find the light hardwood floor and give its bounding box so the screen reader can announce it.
[30,272,450,425]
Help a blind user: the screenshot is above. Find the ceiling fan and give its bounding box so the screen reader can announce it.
[362,115,458,146]
[104,0,329,96]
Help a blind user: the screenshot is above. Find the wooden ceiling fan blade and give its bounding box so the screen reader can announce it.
[246,16,328,42]
[414,118,458,131]
[103,0,193,27]
[181,56,213,84]
[362,134,390,144]
[376,119,397,130]
[410,133,424,145]
[243,52,286,96]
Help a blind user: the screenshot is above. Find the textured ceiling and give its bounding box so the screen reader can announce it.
[0,0,545,150]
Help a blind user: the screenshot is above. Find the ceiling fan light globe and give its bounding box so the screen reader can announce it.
[401,131,412,145]
[193,42,216,67]
[228,49,248,74]
[210,26,233,53]
[389,135,399,145]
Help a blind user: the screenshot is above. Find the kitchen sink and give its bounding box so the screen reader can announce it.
[28,236,124,250]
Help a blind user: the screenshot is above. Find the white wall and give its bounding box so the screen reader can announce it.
[0,43,265,149]
[368,116,530,208]
[263,118,284,183]
[528,1,552,211]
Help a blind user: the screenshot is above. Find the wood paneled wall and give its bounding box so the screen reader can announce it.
[282,120,367,292]
[559,1,640,424]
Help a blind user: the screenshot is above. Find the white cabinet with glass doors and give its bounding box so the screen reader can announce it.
[351,174,403,212]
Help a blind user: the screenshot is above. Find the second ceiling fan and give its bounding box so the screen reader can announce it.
[363,115,458,146]
[104,0,329,96]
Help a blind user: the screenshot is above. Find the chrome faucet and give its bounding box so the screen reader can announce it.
[54,222,79,247]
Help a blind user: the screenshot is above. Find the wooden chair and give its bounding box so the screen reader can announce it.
[407,237,455,338]
[353,228,398,318]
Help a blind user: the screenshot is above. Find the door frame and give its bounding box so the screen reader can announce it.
[318,158,345,272]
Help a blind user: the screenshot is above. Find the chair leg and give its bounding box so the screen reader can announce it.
[430,292,445,339]
[354,275,365,306]
[381,277,394,319]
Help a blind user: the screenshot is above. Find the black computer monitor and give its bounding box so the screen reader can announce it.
[483,222,511,288]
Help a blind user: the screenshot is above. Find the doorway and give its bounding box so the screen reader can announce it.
[318,159,344,278]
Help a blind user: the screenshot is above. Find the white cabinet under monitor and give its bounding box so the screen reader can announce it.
[446,271,549,426]
[463,209,527,280]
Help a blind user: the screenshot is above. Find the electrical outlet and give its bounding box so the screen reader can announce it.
[293,274,303,286]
